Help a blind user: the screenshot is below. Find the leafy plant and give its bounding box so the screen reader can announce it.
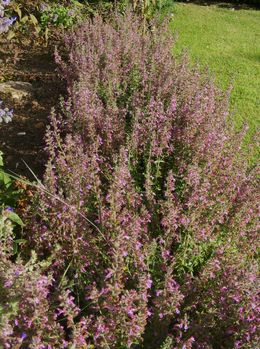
[0,151,25,221]
[27,11,259,348]
[0,9,258,349]
[0,101,24,241]
[2,1,42,42]
[0,100,22,209]
[2,1,81,44]
[40,2,80,29]
[0,0,16,34]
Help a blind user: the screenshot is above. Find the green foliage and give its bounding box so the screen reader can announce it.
[3,1,172,43]
[78,0,174,24]
[0,151,24,211]
[4,1,42,40]
[0,209,25,257]
[40,1,82,29]
[0,152,25,256]
[159,336,174,349]
[3,1,86,43]
[144,0,175,20]
[174,232,223,277]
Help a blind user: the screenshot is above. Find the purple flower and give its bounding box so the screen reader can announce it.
[146,278,152,289]
[5,206,14,212]
[21,333,27,340]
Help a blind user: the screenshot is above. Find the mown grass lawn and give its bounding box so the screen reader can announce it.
[170,3,260,153]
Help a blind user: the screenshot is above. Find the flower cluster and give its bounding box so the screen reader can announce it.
[1,11,258,348]
[0,0,16,34]
[0,100,13,124]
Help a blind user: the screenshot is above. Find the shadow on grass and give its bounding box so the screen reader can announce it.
[175,1,260,10]
[245,53,260,62]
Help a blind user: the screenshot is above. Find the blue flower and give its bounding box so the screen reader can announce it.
[21,332,27,340]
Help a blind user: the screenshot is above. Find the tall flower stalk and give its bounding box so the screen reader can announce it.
[1,11,258,349]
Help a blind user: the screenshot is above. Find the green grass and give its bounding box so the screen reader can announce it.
[170,3,260,150]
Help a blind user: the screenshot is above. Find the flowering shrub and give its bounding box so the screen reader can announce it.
[1,11,258,348]
[0,0,16,34]
[0,216,64,348]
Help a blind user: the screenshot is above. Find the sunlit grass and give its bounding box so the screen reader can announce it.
[170,3,259,157]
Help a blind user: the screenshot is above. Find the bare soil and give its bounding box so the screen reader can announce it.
[0,40,65,180]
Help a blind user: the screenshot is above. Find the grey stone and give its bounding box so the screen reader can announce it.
[0,81,34,101]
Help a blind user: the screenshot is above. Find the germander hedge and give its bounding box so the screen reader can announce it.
[1,11,258,349]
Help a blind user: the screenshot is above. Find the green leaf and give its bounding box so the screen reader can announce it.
[13,239,26,254]
[0,171,12,188]
[13,5,22,20]
[29,14,38,26]
[6,30,16,41]
[44,27,49,41]
[72,0,84,7]
[13,240,18,254]
[7,212,24,227]
[14,239,27,244]
[20,15,29,23]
